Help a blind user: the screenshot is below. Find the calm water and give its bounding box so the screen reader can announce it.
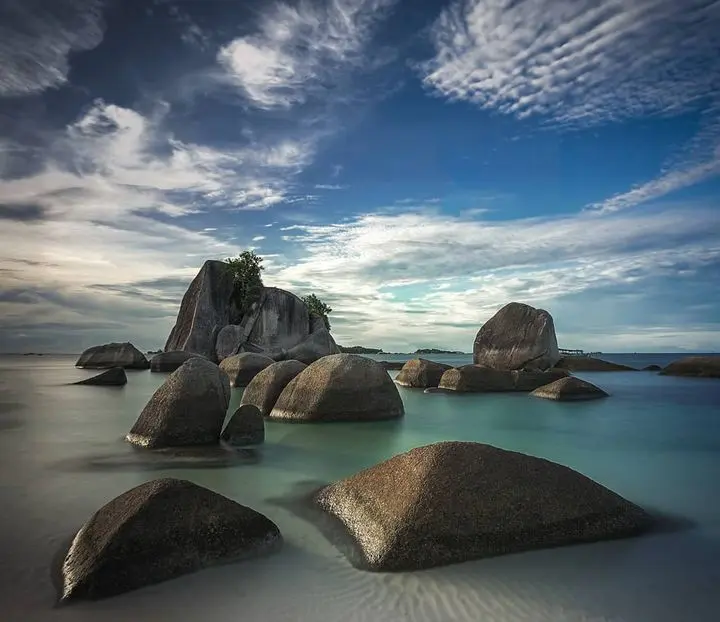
[1,353,719,622]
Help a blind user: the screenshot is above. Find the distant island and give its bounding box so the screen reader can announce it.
[338,345,384,354]
[414,348,466,355]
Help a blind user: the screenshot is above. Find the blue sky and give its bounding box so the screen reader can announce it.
[0,0,719,353]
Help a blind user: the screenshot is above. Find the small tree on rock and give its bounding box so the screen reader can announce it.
[302,293,332,330]
[225,251,264,316]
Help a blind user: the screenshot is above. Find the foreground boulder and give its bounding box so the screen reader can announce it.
[150,350,203,372]
[531,376,609,401]
[76,342,149,370]
[473,302,560,371]
[555,356,636,372]
[127,358,230,448]
[240,360,307,417]
[395,358,452,388]
[73,367,127,386]
[60,478,281,602]
[659,356,720,379]
[220,352,275,388]
[221,404,265,445]
[269,354,404,422]
[438,365,569,392]
[284,328,341,365]
[315,441,653,571]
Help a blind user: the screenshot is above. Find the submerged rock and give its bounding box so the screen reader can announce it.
[76,342,149,370]
[395,358,452,389]
[150,350,203,372]
[555,356,636,372]
[473,302,560,371]
[643,364,662,371]
[73,367,127,386]
[269,354,404,422]
[240,359,307,417]
[438,365,569,392]
[315,441,654,571]
[219,352,275,388]
[659,356,720,379]
[127,358,230,449]
[221,404,265,445]
[59,478,281,602]
[531,376,609,401]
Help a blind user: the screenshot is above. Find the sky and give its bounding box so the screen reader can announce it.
[0,0,719,354]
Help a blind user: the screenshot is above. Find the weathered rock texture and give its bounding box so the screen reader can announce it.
[127,358,230,448]
[659,356,720,379]
[215,325,245,362]
[531,376,609,401]
[219,353,275,388]
[221,404,265,445]
[285,328,340,364]
[76,343,149,370]
[395,358,453,389]
[438,365,569,392]
[73,367,127,386]
[315,441,654,571]
[60,478,281,602]
[150,350,203,373]
[240,360,307,417]
[555,356,636,372]
[473,302,559,371]
[268,354,404,422]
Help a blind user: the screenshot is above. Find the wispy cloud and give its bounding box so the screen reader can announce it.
[0,0,107,98]
[315,184,347,190]
[252,235,266,242]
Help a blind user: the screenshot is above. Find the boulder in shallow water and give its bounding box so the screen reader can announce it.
[643,364,662,371]
[60,478,281,602]
[395,358,453,389]
[150,350,204,372]
[315,441,654,571]
[76,342,149,369]
[659,356,720,379]
[219,352,275,388]
[473,302,560,371]
[221,404,265,445]
[127,357,230,448]
[438,365,569,392]
[555,356,636,372]
[269,354,404,422]
[531,376,609,401]
[240,359,307,417]
[73,367,127,386]
[284,328,341,365]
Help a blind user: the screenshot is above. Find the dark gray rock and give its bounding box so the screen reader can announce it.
[215,324,245,362]
[438,365,569,392]
[379,360,405,371]
[531,376,609,401]
[240,359,307,417]
[221,404,265,445]
[73,367,127,386]
[127,358,230,448]
[555,356,636,372]
[76,342,149,369]
[246,287,311,353]
[659,356,720,378]
[395,358,453,388]
[284,328,340,365]
[473,302,559,371]
[60,478,281,602]
[219,352,275,388]
[269,354,404,422]
[150,350,204,373]
[315,441,654,571]
[643,364,662,371]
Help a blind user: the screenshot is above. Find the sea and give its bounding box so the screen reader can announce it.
[1,352,719,622]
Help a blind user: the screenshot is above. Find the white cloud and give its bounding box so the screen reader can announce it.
[0,0,106,98]
[420,0,720,127]
[252,235,266,242]
[217,0,397,109]
[315,184,347,190]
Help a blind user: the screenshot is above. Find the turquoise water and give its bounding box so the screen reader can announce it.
[1,354,719,621]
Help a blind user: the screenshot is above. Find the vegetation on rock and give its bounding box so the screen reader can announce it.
[301,293,333,330]
[225,251,265,316]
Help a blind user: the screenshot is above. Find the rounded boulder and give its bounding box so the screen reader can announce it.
[240,359,307,417]
[219,353,275,388]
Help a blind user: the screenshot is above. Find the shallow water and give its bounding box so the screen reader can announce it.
[1,354,719,622]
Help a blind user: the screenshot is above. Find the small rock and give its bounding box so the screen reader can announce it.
[659,356,720,378]
[531,376,609,401]
[221,404,265,445]
[76,342,149,369]
[395,358,452,388]
[73,367,127,386]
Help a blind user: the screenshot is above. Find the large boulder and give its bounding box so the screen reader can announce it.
[164,260,241,361]
[240,359,307,417]
[555,356,636,372]
[221,404,265,446]
[531,376,609,401]
[438,365,569,392]
[659,356,720,378]
[395,358,453,389]
[315,441,654,571]
[268,354,404,422]
[284,328,341,365]
[76,342,149,369]
[215,324,245,362]
[150,350,203,372]
[126,358,230,448]
[73,367,127,386]
[59,478,281,602]
[246,287,311,352]
[473,302,559,371]
[219,352,275,388]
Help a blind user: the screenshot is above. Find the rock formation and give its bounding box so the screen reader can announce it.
[126,358,230,448]
[285,328,340,364]
[76,342,149,369]
[315,441,654,571]
[555,356,636,372]
[473,302,559,371]
[531,376,609,401]
[59,478,281,602]
[219,352,275,388]
[395,358,452,389]
[438,365,569,392]
[73,367,127,386]
[221,404,265,445]
[150,350,203,372]
[240,359,307,417]
[268,354,404,422]
[659,356,720,378]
